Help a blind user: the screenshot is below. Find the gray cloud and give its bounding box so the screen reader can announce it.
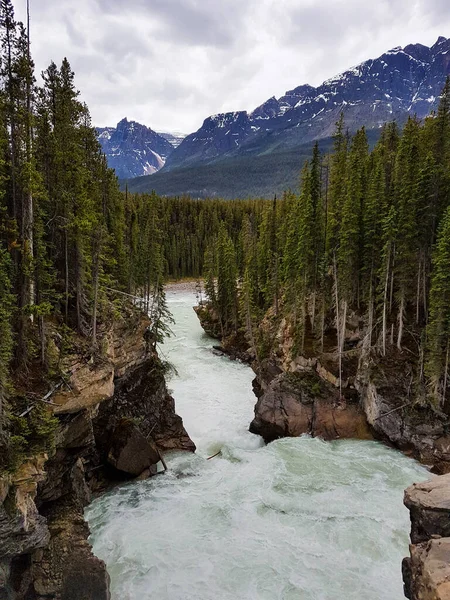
[15,0,450,133]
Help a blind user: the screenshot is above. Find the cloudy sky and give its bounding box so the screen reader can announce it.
[14,0,450,134]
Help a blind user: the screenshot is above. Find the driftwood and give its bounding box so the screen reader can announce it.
[18,381,66,417]
[374,400,413,421]
[207,450,222,460]
[157,448,168,472]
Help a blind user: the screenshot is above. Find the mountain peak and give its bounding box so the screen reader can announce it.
[434,36,448,47]
[163,35,450,175]
[97,119,174,179]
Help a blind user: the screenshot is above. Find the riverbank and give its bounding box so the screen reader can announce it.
[193,295,450,600]
[194,299,450,475]
[0,304,194,599]
[87,287,429,600]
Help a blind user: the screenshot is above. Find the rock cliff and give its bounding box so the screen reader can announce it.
[194,301,450,473]
[248,311,450,472]
[0,310,194,600]
[403,474,450,600]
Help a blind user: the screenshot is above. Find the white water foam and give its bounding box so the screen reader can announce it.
[86,290,430,600]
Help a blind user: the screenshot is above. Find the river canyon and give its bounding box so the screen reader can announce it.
[85,288,430,600]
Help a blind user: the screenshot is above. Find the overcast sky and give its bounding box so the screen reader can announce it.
[14,0,450,134]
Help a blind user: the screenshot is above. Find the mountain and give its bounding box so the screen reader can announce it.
[157,131,187,148]
[125,36,450,198]
[163,36,450,174]
[97,118,174,179]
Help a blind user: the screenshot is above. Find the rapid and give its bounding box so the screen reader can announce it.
[85,288,430,600]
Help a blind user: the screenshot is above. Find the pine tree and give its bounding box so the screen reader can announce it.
[393,116,421,350]
[216,222,238,335]
[425,206,450,405]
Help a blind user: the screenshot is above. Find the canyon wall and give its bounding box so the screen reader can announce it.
[403,474,450,600]
[0,313,194,600]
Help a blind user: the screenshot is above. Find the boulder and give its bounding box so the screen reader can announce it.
[404,539,450,600]
[94,358,195,455]
[107,419,160,476]
[404,474,450,599]
[405,474,450,544]
[249,371,372,443]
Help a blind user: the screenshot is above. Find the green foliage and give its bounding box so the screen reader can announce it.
[425,207,450,405]
[0,1,175,471]
[159,85,450,410]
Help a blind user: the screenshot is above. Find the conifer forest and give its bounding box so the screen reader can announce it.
[1,0,450,472]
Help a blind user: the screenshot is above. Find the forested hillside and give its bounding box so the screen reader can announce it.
[0,1,169,469]
[149,83,450,409]
[2,0,450,470]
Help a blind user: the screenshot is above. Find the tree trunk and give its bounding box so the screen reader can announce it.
[333,254,343,398]
[64,228,69,323]
[91,245,100,349]
[416,258,421,325]
[381,248,391,356]
[443,340,449,407]
[25,0,34,316]
[397,290,405,351]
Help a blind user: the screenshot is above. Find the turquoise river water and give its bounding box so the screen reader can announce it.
[85,289,430,600]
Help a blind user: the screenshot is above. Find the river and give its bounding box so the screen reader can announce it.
[85,288,430,600]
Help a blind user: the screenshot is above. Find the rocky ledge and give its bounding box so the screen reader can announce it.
[403,474,450,600]
[245,310,450,473]
[0,311,194,600]
[249,369,372,442]
[193,304,253,363]
[248,350,450,472]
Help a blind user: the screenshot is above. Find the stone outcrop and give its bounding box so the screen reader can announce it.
[0,457,50,565]
[249,370,372,442]
[356,350,450,473]
[222,303,450,473]
[403,474,450,600]
[194,304,253,363]
[0,311,194,600]
[194,304,222,339]
[107,419,160,476]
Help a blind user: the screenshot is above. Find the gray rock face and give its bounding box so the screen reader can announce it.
[107,419,160,476]
[97,118,174,179]
[356,351,450,473]
[0,317,195,599]
[403,474,450,600]
[94,358,195,455]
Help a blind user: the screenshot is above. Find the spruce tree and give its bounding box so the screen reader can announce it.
[425,206,450,405]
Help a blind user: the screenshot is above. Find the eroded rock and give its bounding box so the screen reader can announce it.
[107,418,160,476]
[404,474,450,600]
[405,475,450,544]
[249,371,372,443]
[1,313,195,600]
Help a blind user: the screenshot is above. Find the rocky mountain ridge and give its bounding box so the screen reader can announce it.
[165,36,450,171]
[122,36,450,199]
[97,118,176,179]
